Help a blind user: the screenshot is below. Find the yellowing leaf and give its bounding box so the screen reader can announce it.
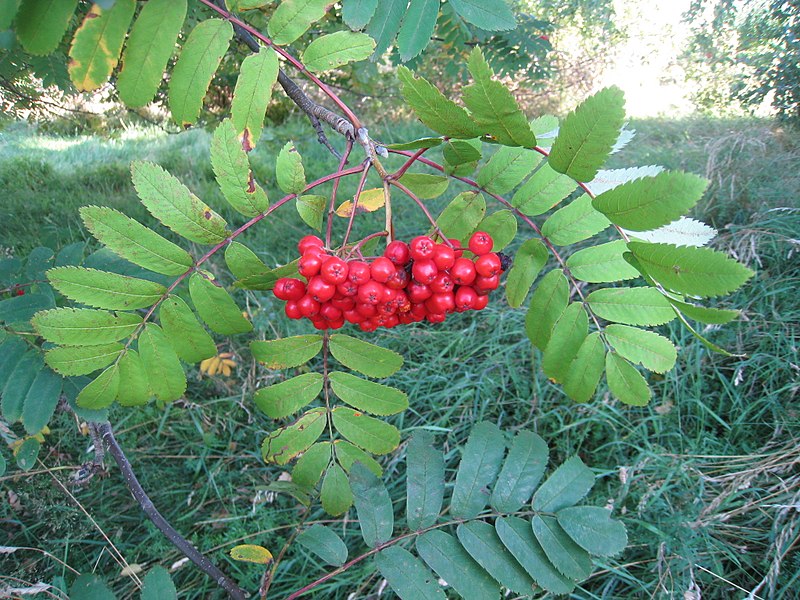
[335,188,385,217]
[229,544,273,564]
[199,352,237,377]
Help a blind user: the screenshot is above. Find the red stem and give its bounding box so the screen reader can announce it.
[388,180,453,247]
[325,140,354,248]
[340,163,372,249]
[389,146,431,180]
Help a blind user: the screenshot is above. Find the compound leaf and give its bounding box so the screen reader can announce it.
[334,440,383,477]
[397,173,450,200]
[350,462,394,547]
[331,407,399,455]
[158,295,217,363]
[566,240,638,283]
[225,242,270,280]
[365,0,405,58]
[406,430,444,530]
[2,352,42,423]
[116,349,151,406]
[329,371,408,415]
[511,163,577,216]
[450,421,505,519]
[531,515,593,581]
[296,195,327,231]
[605,324,677,373]
[342,0,377,30]
[46,266,166,310]
[491,430,548,513]
[141,566,177,600]
[292,442,331,489]
[668,298,739,325]
[21,368,62,435]
[557,506,627,557]
[328,334,403,378]
[477,147,541,194]
[416,530,500,599]
[138,323,186,402]
[188,272,252,335]
[76,363,120,409]
[457,521,535,596]
[562,332,606,403]
[477,210,517,252]
[262,407,327,465]
[276,141,306,195]
[16,0,77,56]
[254,372,323,419]
[532,456,594,512]
[396,0,438,61]
[251,335,323,369]
[505,238,548,308]
[449,0,516,31]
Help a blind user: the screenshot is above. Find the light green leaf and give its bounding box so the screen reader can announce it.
[436,191,486,242]
[68,0,135,91]
[332,407,399,455]
[593,171,708,231]
[141,566,177,600]
[668,298,739,325]
[292,442,331,489]
[342,0,377,29]
[397,173,450,200]
[225,242,269,280]
[511,165,575,217]
[406,430,444,530]
[416,530,501,599]
[350,462,394,547]
[268,0,330,45]
[251,335,323,369]
[531,515,593,580]
[396,0,438,61]
[386,137,444,151]
[366,0,405,58]
[116,0,187,107]
[16,0,77,55]
[32,308,141,346]
[296,524,347,567]
[45,343,123,376]
[562,332,606,403]
[303,31,375,72]
[557,506,628,557]
[541,302,588,384]
[333,440,383,477]
[397,66,482,139]
[328,334,403,378]
[46,266,166,310]
[449,0,516,30]
[321,462,353,516]
[211,119,269,216]
[491,430,549,513]
[22,368,62,435]
[477,210,517,252]
[462,47,537,147]
[566,239,639,283]
[605,352,650,406]
[443,139,482,174]
[132,161,229,244]
[138,324,186,402]
[229,545,273,565]
[254,372,323,419]
[296,195,326,231]
[262,407,327,465]
[231,48,279,147]
[477,146,541,194]
[451,421,505,519]
[328,371,408,415]
[587,287,675,326]
[234,259,300,290]
[605,324,676,373]
[116,350,151,406]
[276,141,306,195]
[541,194,610,246]
[627,242,754,298]
[159,295,217,363]
[505,238,548,308]
[549,86,626,182]
[0,0,20,30]
[2,352,42,423]
[77,363,120,409]
[189,272,252,335]
[376,546,446,600]
[532,456,594,512]
[525,269,568,350]
[80,206,194,276]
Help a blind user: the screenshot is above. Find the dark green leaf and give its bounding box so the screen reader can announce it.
[14,438,40,472]
[451,421,506,519]
[16,0,77,56]
[532,456,594,512]
[2,352,42,422]
[262,407,327,465]
[396,0,438,61]
[321,462,353,516]
[189,272,252,335]
[605,352,651,406]
[331,407,399,455]
[365,0,405,58]
[159,295,217,363]
[328,371,408,415]
[138,324,185,402]
[141,566,177,600]
[457,522,536,596]
[505,238,548,308]
[21,368,61,435]
[0,292,53,324]
[342,0,377,29]
[350,462,394,547]
[531,515,593,580]
[491,430,548,513]
[406,430,444,530]
[296,524,348,567]
[254,372,323,419]
[541,302,588,384]
[557,506,628,557]
[416,530,500,599]
[376,546,446,600]
[449,0,516,30]
[328,334,403,378]
[562,332,606,403]
[525,269,568,350]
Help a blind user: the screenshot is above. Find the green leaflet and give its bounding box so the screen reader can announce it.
[140,566,177,600]
[557,506,628,557]
[0,292,54,324]
[541,194,610,246]
[2,352,42,423]
[477,146,541,194]
[365,0,405,58]
[627,242,754,298]
[16,0,77,55]
[276,141,306,195]
[376,546,446,600]
[605,352,650,406]
[450,421,505,519]
[188,272,252,335]
[225,242,270,280]
[231,48,279,148]
[303,31,375,72]
[549,86,626,182]
[462,47,537,148]
[532,515,593,580]
[443,139,482,175]
[406,431,444,530]
[47,266,166,310]
[328,334,403,378]
[14,438,40,472]
[131,161,229,245]
[436,191,486,242]
[320,462,353,516]
[605,324,677,373]
[397,66,482,139]
[138,324,186,402]
[668,298,739,325]
[333,440,383,476]
[22,368,62,435]
[449,0,516,31]
[387,137,443,151]
[211,120,269,217]
[562,333,606,403]
[116,350,151,406]
[566,239,639,283]
[477,210,517,251]
[168,19,233,127]
[79,206,194,276]
[32,307,141,346]
[116,0,187,108]
[396,0,438,61]
[68,0,135,91]
[331,407,400,455]
[296,195,326,231]
[525,268,569,350]
[511,163,577,216]
[328,371,408,415]
[532,456,594,512]
[296,524,347,567]
[0,0,19,30]
[505,238,548,308]
[593,171,709,231]
[268,0,330,45]
[457,521,536,596]
[350,463,394,547]
[292,442,331,489]
[253,372,323,419]
[541,302,588,384]
[45,343,123,376]
[234,259,300,290]
[491,430,549,513]
[76,363,120,409]
[587,287,675,326]
[158,295,217,363]
[416,531,500,598]
[262,407,327,465]
[251,335,323,369]
[397,173,450,200]
[342,0,377,30]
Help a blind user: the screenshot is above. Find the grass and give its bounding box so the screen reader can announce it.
[1,114,798,599]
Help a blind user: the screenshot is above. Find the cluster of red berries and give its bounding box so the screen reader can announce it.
[272,232,507,332]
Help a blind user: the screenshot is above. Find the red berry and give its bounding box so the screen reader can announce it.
[474,274,499,293]
[320,257,349,284]
[407,281,432,303]
[451,258,477,285]
[307,276,336,302]
[357,280,384,305]
[384,240,411,266]
[474,294,489,310]
[385,266,409,290]
[455,286,478,311]
[432,245,456,270]
[426,313,446,323]
[409,236,436,260]
[298,253,323,278]
[430,272,454,294]
[425,292,455,314]
[412,259,437,284]
[284,300,302,319]
[328,318,345,330]
[370,257,395,283]
[298,235,324,254]
[347,261,371,285]
[475,253,502,277]
[356,302,378,317]
[14,288,25,296]
[336,281,359,297]
[331,295,356,311]
[320,304,343,321]
[344,309,364,323]
[448,239,464,258]
[410,303,428,319]
[297,295,321,318]
[274,277,305,301]
[468,231,493,255]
